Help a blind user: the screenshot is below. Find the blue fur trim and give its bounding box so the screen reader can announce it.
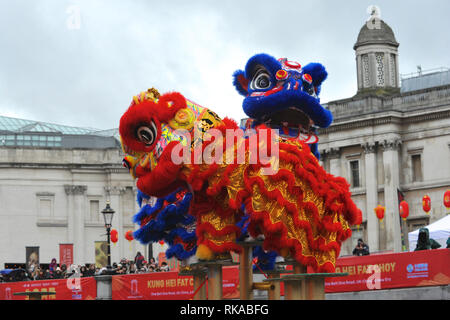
[252,246,277,271]
[132,188,187,225]
[165,243,197,260]
[232,70,248,96]
[136,189,150,208]
[166,227,196,245]
[308,142,320,160]
[133,191,194,245]
[302,62,328,87]
[236,214,250,241]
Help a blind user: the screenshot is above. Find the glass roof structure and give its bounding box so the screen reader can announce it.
[0,115,105,135]
[0,115,120,149]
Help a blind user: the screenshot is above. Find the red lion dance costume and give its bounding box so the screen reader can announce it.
[119,55,361,273]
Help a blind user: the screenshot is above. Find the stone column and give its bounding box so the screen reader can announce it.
[363,142,379,252]
[65,185,87,265]
[383,51,390,88]
[380,139,402,252]
[395,54,400,88]
[327,148,341,177]
[356,55,362,90]
[369,53,377,87]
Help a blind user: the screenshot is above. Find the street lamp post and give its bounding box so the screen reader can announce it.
[101,201,115,273]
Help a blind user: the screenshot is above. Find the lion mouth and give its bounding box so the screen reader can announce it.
[266,107,314,132]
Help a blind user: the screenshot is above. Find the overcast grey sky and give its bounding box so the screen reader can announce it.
[1,0,449,130]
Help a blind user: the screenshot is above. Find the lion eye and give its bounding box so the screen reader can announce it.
[136,122,157,146]
[251,69,271,90]
[122,158,131,169]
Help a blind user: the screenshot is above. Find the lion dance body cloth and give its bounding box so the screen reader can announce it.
[119,54,362,272]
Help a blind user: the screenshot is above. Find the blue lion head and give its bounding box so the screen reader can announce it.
[233,53,332,129]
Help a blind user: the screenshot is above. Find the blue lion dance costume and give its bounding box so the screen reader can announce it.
[234,53,330,270]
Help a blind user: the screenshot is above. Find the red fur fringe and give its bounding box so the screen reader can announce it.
[136,141,184,198]
[181,123,361,272]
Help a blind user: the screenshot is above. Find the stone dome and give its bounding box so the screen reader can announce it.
[354,19,399,50]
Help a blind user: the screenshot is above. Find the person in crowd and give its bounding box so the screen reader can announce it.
[137,268,146,274]
[32,268,41,280]
[49,258,57,276]
[120,258,128,268]
[86,264,96,277]
[129,262,137,274]
[116,264,125,274]
[44,269,52,279]
[134,252,145,269]
[446,236,450,249]
[148,265,155,273]
[415,227,441,251]
[352,238,370,256]
[60,264,67,278]
[160,262,169,272]
[28,261,37,276]
[53,267,63,279]
[149,257,157,270]
[35,269,46,280]
[80,265,88,277]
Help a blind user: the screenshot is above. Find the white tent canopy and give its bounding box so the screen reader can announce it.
[408,215,450,251]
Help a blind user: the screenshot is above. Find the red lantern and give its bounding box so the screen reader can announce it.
[422,195,431,214]
[399,201,409,220]
[374,205,385,221]
[159,240,165,246]
[444,190,450,212]
[125,230,134,242]
[110,228,118,244]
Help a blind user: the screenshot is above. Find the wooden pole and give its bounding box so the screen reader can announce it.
[305,277,325,300]
[281,272,348,300]
[239,244,253,300]
[192,272,207,300]
[284,279,305,300]
[207,264,223,300]
[283,263,306,300]
[267,273,280,300]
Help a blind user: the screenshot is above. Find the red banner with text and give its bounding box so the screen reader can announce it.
[59,243,73,268]
[0,277,96,300]
[2,249,447,300]
[111,266,239,300]
[325,248,450,293]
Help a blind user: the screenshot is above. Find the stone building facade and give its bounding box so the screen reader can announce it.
[318,13,450,255]
[0,120,149,268]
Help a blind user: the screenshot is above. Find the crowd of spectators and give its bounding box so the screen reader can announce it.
[0,252,170,283]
